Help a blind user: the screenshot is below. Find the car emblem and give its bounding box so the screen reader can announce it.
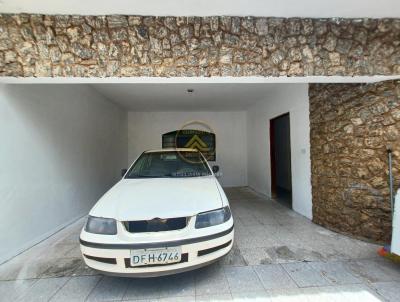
[151,218,167,224]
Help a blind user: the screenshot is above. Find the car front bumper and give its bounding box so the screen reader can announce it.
[79,224,234,277]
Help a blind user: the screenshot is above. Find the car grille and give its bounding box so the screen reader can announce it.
[124,217,189,233]
[198,240,232,256]
[84,254,117,264]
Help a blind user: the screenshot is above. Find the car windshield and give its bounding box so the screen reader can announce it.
[125,151,212,178]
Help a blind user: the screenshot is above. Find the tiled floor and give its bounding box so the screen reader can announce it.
[1,187,399,301]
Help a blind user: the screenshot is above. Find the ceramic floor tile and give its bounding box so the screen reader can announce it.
[18,277,70,302]
[71,259,100,277]
[267,288,309,302]
[308,261,362,285]
[39,257,82,278]
[50,275,101,301]
[157,272,196,298]
[159,296,196,302]
[0,187,385,302]
[254,264,298,290]
[241,248,273,266]
[195,264,230,296]
[300,286,350,302]
[123,278,163,300]
[282,262,331,288]
[369,281,400,302]
[347,259,400,283]
[196,294,233,302]
[333,284,384,301]
[231,291,271,302]
[86,276,130,302]
[224,266,264,293]
[0,279,37,302]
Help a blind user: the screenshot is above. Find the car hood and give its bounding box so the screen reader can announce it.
[90,176,223,221]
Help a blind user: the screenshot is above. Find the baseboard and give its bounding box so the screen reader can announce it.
[0,214,87,265]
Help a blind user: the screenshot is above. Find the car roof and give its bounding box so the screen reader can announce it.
[144,148,199,153]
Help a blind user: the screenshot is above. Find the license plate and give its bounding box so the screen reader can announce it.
[130,247,181,267]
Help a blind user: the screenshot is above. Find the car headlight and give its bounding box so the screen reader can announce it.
[195,206,232,229]
[85,216,117,235]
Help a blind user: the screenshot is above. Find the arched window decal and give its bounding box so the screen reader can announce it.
[162,130,216,161]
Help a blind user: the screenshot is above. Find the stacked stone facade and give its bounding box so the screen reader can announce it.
[0,14,400,77]
[2,13,400,242]
[310,81,400,242]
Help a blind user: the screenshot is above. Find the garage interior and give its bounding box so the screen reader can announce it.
[0,82,313,263]
[1,0,400,299]
[1,80,399,301]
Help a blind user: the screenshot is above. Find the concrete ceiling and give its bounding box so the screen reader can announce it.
[91,83,281,111]
[1,0,400,18]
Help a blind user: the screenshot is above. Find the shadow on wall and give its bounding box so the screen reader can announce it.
[0,84,127,263]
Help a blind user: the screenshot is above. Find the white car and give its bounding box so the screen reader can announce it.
[80,148,234,277]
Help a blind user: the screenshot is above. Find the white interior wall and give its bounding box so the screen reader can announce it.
[0,84,128,263]
[128,111,247,187]
[247,84,312,219]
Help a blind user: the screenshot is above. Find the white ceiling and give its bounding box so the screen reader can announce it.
[1,0,400,18]
[91,83,281,111]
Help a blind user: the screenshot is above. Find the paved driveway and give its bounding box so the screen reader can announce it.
[0,187,399,301]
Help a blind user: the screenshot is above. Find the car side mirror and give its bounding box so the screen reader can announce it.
[212,165,220,173]
[121,168,128,177]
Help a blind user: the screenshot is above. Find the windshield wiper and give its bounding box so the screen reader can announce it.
[168,173,211,178]
[127,173,210,179]
[126,175,165,178]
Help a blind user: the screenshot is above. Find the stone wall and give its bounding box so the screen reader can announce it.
[310,81,400,242]
[0,14,400,77]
